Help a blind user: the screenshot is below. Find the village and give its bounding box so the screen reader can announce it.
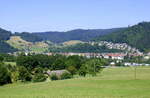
[45,51,150,67]
[88,41,142,54]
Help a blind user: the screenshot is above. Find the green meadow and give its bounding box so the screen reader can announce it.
[0,67,150,98]
[4,62,16,66]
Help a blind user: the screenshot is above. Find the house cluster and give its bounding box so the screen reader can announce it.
[109,62,150,66]
[88,41,142,54]
[46,51,150,61]
[102,53,126,60]
[46,52,102,58]
[46,52,128,60]
[124,62,150,66]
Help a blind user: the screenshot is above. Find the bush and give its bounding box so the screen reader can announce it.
[60,72,72,80]
[33,67,43,74]
[18,66,32,82]
[6,64,19,82]
[11,71,19,83]
[0,63,12,85]
[50,73,59,81]
[0,55,4,62]
[67,66,77,75]
[32,73,47,82]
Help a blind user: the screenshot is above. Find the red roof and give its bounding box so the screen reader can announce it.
[106,53,126,57]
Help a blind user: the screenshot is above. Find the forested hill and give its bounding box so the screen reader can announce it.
[0,28,11,40]
[94,22,150,52]
[1,21,150,53]
[14,32,43,42]
[33,28,123,43]
[13,28,123,43]
[0,27,122,53]
[0,28,17,53]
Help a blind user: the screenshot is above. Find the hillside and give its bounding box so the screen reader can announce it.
[0,41,17,53]
[14,32,43,42]
[0,28,17,53]
[5,36,123,53]
[63,40,84,46]
[7,36,49,53]
[0,28,12,40]
[1,22,150,53]
[94,22,150,52]
[0,27,123,53]
[49,43,123,53]
[34,28,123,43]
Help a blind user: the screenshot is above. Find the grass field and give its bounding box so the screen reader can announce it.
[4,62,16,66]
[0,67,150,98]
[7,36,49,53]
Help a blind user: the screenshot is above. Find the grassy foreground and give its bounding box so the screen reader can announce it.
[0,67,150,98]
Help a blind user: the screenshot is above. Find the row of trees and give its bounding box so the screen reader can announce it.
[16,53,108,76]
[49,43,123,53]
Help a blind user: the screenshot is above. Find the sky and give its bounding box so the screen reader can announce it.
[0,0,150,32]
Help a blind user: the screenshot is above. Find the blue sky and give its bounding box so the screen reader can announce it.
[0,0,150,32]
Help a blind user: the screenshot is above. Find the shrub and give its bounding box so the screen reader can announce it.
[50,73,59,81]
[33,67,43,74]
[11,71,19,83]
[32,73,47,82]
[18,66,32,82]
[0,55,4,62]
[0,63,12,85]
[67,66,77,75]
[60,72,72,80]
[6,64,19,82]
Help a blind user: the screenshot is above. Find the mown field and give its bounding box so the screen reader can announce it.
[0,67,150,98]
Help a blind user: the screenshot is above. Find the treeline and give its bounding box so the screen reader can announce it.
[14,32,43,42]
[49,43,123,53]
[0,53,108,85]
[34,28,122,43]
[0,41,17,53]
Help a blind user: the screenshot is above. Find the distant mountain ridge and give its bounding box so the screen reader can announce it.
[33,28,123,43]
[1,21,150,53]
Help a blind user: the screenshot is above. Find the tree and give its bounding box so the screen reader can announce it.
[52,55,66,70]
[67,65,77,76]
[78,65,87,77]
[0,55,4,62]
[0,63,12,85]
[32,67,47,82]
[65,55,85,70]
[83,59,104,76]
[0,53,16,62]
[17,55,39,70]
[7,64,19,83]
